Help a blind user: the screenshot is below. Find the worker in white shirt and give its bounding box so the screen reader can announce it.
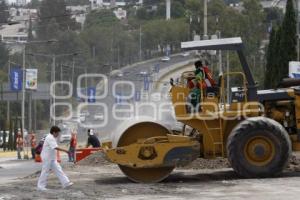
[37,126,73,191]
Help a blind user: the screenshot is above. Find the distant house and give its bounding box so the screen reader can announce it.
[66,5,90,28]
[0,23,28,53]
[260,0,287,11]
[0,7,38,53]
[113,8,127,20]
[90,0,143,9]
[16,0,27,6]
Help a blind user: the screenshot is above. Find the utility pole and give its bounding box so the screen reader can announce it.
[51,55,56,125]
[72,57,75,91]
[296,0,300,61]
[21,45,26,139]
[166,0,171,20]
[34,99,37,131]
[226,51,230,104]
[7,58,11,122]
[204,0,208,38]
[218,31,222,75]
[28,91,32,132]
[139,26,142,61]
[28,51,77,125]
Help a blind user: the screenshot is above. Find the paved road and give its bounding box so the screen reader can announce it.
[0,158,41,184]
[0,154,70,184]
[1,164,300,200]
[75,54,195,141]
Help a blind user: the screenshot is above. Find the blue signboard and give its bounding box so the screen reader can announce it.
[10,68,23,91]
[144,76,149,91]
[87,87,96,103]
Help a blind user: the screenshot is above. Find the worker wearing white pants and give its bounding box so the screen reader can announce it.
[37,126,73,191]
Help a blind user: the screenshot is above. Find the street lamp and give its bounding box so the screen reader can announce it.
[8,39,57,159]
[21,40,57,138]
[27,52,79,125]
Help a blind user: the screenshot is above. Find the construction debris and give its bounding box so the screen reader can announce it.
[76,151,111,166]
[287,154,300,172]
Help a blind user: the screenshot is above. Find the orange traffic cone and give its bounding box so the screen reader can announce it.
[35,154,42,162]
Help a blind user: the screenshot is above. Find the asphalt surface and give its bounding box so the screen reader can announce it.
[75,54,195,141]
[0,158,41,184]
[1,163,300,200]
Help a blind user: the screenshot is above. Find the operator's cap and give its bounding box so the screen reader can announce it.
[194,60,202,68]
[89,129,94,135]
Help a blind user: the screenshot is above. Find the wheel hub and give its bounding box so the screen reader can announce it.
[244,136,275,166]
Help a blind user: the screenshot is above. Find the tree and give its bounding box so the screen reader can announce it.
[65,0,89,6]
[278,0,297,80]
[84,9,119,29]
[28,17,34,41]
[27,0,41,9]
[242,0,265,54]
[37,0,79,40]
[156,0,185,19]
[142,19,188,56]
[0,43,9,72]
[0,0,9,24]
[264,28,277,89]
[264,7,283,27]
[143,0,160,5]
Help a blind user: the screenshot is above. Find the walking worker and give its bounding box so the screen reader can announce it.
[86,129,101,148]
[30,132,37,159]
[16,132,24,160]
[68,131,77,162]
[37,126,73,191]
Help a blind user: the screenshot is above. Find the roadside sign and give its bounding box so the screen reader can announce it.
[25,69,38,90]
[10,68,22,91]
[87,87,96,103]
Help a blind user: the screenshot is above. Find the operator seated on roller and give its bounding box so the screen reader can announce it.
[194,60,216,94]
[86,129,101,148]
[187,78,201,113]
[186,60,217,112]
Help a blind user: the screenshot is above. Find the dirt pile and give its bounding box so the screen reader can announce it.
[76,151,112,166]
[180,157,230,170]
[287,154,300,172]
[180,153,300,171]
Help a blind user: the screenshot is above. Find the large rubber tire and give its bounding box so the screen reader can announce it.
[227,117,291,178]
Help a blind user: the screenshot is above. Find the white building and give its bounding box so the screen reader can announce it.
[16,0,27,6]
[90,0,143,9]
[0,7,38,53]
[0,23,28,53]
[67,5,90,29]
[113,8,127,20]
[260,0,287,11]
[9,8,38,22]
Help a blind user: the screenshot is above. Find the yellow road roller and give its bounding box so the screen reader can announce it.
[103,37,300,183]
